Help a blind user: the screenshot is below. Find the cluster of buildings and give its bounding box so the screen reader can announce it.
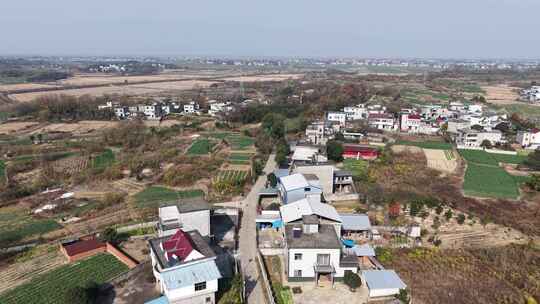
[517,129,540,150]
[98,99,234,120]
[520,85,540,103]
[305,101,510,149]
[256,161,409,299]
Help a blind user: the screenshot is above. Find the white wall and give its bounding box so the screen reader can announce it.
[368,287,401,298]
[180,210,210,237]
[288,248,341,278]
[165,279,218,301]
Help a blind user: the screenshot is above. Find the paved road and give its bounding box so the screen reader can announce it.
[239,154,276,304]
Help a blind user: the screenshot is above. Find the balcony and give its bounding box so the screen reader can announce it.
[313,263,334,274]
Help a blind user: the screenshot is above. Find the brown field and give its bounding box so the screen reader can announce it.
[384,245,540,304]
[0,122,40,134]
[28,121,119,135]
[482,84,521,105]
[423,148,457,174]
[8,80,218,102]
[0,83,60,92]
[220,73,303,82]
[57,73,189,86]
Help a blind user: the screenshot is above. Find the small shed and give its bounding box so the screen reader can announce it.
[362,270,407,298]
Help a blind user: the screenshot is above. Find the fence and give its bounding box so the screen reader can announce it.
[256,250,276,304]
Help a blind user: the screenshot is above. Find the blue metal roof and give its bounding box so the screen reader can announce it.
[273,169,290,179]
[363,270,406,290]
[161,260,222,290]
[145,296,169,304]
[351,243,375,257]
[340,214,371,231]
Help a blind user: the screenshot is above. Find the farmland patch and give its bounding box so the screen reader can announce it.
[187,139,215,155]
[133,186,204,209]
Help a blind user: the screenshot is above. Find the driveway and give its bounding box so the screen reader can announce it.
[239,153,276,304]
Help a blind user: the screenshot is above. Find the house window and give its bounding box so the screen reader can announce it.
[294,253,302,260]
[195,282,207,291]
[206,297,212,303]
[294,270,302,277]
[304,187,311,192]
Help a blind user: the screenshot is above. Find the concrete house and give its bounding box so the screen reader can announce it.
[278,173,323,205]
[517,129,540,150]
[447,119,471,134]
[158,198,211,237]
[368,113,396,131]
[362,270,407,299]
[456,129,504,148]
[148,230,222,304]
[183,102,200,115]
[326,111,347,126]
[280,200,358,285]
[343,105,368,121]
[400,113,421,133]
[305,121,334,146]
[208,101,233,117]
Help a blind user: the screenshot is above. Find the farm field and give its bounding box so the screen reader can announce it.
[228,152,253,165]
[207,132,255,150]
[187,138,215,155]
[216,170,248,183]
[220,74,303,82]
[0,207,62,247]
[459,149,527,165]
[0,253,128,304]
[482,85,520,105]
[424,148,457,174]
[92,149,115,169]
[463,163,520,199]
[395,140,453,150]
[53,155,89,175]
[383,246,540,304]
[8,80,217,102]
[133,186,204,209]
[342,159,368,179]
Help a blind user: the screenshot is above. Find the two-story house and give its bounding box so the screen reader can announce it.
[148,229,221,304]
[280,199,358,286]
[305,121,334,146]
[183,102,200,115]
[517,129,540,150]
[368,113,396,131]
[278,173,323,205]
[326,111,347,126]
[158,198,211,237]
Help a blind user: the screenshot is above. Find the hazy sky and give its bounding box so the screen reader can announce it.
[1,0,539,58]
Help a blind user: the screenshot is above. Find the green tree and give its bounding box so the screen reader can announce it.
[457,213,466,225]
[395,288,410,303]
[100,227,119,244]
[444,209,453,221]
[326,140,344,162]
[526,174,540,191]
[525,150,540,170]
[343,271,362,291]
[218,274,244,304]
[267,173,278,188]
[480,139,492,149]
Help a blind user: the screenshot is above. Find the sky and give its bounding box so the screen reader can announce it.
[1,0,539,59]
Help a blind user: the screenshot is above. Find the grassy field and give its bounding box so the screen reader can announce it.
[0,208,62,247]
[187,138,214,155]
[92,149,115,169]
[0,253,128,304]
[343,159,368,179]
[459,149,527,166]
[463,163,520,199]
[228,152,253,165]
[396,140,453,150]
[133,186,204,209]
[208,132,254,150]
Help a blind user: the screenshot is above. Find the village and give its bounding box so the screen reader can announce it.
[0,60,540,304]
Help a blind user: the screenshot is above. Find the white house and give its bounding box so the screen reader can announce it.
[326,111,347,126]
[343,105,368,121]
[516,129,540,149]
[400,113,421,133]
[368,113,396,131]
[183,102,201,115]
[148,229,221,304]
[305,121,334,146]
[208,101,233,117]
[291,146,327,163]
[158,198,211,237]
[278,173,323,205]
[456,129,504,148]
[447,119,470,133]
[143,104,164,120]
[280,200,358,285]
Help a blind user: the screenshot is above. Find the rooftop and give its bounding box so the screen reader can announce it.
[285,223,341,249]
[340,213,371,231]
[149,230,215,269]
[280,173,310,191]
[160,197,210,214]
[363,270,407,291]
[61,238,106,257]
[160,259,222,290]
[280,198,341,223]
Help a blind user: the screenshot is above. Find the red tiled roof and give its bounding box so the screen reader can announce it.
[343,144,379,153]
[62,238,106,256]
[162,230,194,261]
[408,114,421,120]
[368,113,394,119]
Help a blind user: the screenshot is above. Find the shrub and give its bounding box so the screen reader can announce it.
[457,213,466,225]
[267,173,277,187]
[444,209,453,221]
[343,271,361,291]
[100,227,119,244]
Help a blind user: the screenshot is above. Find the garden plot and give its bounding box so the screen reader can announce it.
[228,152,254,165]
[0,253,128,304]
[215,170,249,183]
[187,138,215,155]
[423,149,457,174]
[133,186,204,209]
[0,207,62,247]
